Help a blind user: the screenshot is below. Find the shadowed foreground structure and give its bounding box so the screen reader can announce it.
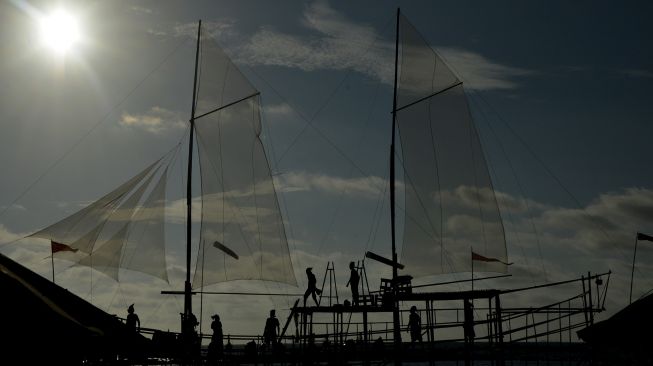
[0,253,150,363]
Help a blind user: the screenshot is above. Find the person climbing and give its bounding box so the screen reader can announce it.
[126,304,140,333]
[407,305,422,343]
[264,309,280,346]
[303,267,322,306]
[345,261,360,306]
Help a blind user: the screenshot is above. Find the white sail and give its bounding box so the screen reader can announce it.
[29,26,296,287]
[191,28,296,288]
[396,15,507,276]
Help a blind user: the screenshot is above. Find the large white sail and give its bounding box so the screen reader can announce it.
[191,28,296,287]
[28,25,296,287]
[396,15,507,276]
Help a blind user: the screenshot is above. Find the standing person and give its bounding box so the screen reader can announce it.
[407,305,422,343]
[126,304,140,333]
[303,267,322,306]
[208,314,223,363]
[464,299,475,344]
[264,309,280,346]
[346,261,360,306]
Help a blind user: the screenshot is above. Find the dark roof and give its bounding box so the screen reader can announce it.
[0,252,149,363]
[577,293,653,346]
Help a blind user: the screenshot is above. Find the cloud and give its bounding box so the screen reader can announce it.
[235,1,527,90]
[276,171,386,198]
[264,103,293,118]
[0,203,26,212]
[174,20,238,41]
[619,68,653,79]
[119,106,186,134]
[437,48,531,90]
[130,6,153,15]
[236,1,393,84]
[151,1,527,90]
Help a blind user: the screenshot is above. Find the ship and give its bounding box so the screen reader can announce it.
[1,8,627,365]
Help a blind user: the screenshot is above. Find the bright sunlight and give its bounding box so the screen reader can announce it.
[39,9,80,54]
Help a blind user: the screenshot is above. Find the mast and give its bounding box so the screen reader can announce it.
[184,19,201,334]
[390,7,401,347]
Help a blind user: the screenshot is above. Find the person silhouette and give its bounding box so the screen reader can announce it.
[407,305,422,343]
[208,314,223,360]
[345,261,360,306]
[464,299,475,344]
[303,267,322,306]
[126,304,140,333]
[264,309,280,346]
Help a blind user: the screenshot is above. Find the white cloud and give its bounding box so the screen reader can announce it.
[437,47,531,90]
[152,1,527,91]
[264,103,293,118]
[276,171,386,198]
[619,68,653,79]
[130,6,153,14]
[235,1,527,90]
[119,106,186,134]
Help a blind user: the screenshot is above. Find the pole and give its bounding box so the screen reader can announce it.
[471,247,474,294]
[184,19,201,336]
[50,251,55,284]
[629,233,638,304]
[390,7,402,353]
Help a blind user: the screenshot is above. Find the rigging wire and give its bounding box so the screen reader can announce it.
[432,48,550,283]
[245,16,394,178]
[468,88,641,276]
[467,94,540,286]
[0,36,190,222]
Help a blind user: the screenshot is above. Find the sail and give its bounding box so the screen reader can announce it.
[121,168,169,282]
[30,160,159,251]
[396,15,507,275]
[30,159,171,281]
[191,28,296,288]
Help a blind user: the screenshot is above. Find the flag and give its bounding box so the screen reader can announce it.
[472,251,513,266]
[637,232,653,242]
[51,241,78,254]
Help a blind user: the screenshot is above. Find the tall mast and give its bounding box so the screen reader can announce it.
[185,19,202,331]
[390,7,401,347]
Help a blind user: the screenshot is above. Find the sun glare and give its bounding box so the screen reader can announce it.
[40,10,80,54]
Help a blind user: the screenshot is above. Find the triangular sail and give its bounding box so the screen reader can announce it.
[78,225,130,281]
[191,29,296,288]
[396,15,507,275]
[29,160,159,248]
[30,159,171,282]
[121,168,169,282]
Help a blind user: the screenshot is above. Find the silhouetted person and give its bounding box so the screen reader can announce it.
[464,299,475,343]
[408,305,422,343]
[303,267,321,306]
[181,311,200,360]
[346,261,360,306]
[126,304,140,333]
[208,314,223,362]
[264,309,280,346]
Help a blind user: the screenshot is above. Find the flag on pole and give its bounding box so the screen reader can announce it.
[472,251,513,266]
[637,232,653,242]
[51,241,78,254]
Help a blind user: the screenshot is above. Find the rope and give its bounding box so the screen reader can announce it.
[0,37,189,221]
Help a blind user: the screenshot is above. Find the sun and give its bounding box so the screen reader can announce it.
[39,10,80,54]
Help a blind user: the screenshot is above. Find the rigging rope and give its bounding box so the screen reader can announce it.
[0,37,190,222]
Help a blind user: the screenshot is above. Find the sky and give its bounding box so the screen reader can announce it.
[1,0,652,341]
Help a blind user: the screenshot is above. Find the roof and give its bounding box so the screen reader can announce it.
[0,252,150,362]
[577,293,653,346]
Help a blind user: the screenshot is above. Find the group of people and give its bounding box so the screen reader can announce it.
[123,265,477,351]
[303,262,361,307]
